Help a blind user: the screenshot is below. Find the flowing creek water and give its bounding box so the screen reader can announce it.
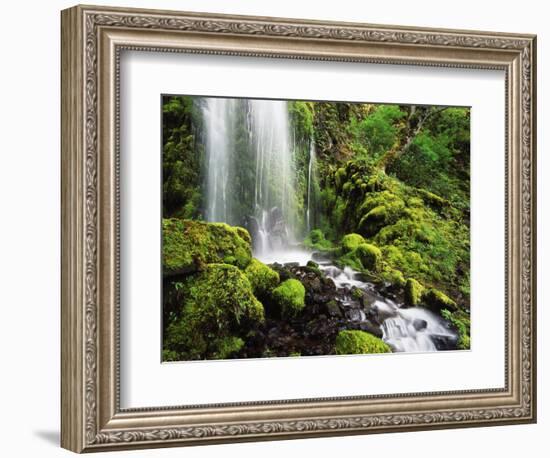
[258,249,458,353]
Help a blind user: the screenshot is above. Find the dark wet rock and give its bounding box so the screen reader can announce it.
[326,300,343,318]
[358,321,384,339]
[430,334,459,351]
[346,308,365,322]
[284,262,300,268]
[322,276,336,288]
[413,318,428,331]
[365,307,382,326]
[311,293,330,304]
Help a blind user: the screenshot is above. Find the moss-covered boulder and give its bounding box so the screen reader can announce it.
[358,191,405,237]
[272,279,306,318]
[404,278,424,307]
[335,330,391,355]
[244,258,280,298]
[381,268,406,288]
[162,218,252,275]
[342,233,365,252]
[304,229,333,251]
[355,243,382,271]
[422,288,457,313]
[163,264,264,360]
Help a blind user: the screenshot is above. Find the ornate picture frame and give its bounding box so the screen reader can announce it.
[61,4,536,453]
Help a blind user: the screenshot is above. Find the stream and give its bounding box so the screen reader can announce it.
[258,249,458,353]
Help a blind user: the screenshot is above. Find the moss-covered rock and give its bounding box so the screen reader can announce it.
[355,243,382,271]
[381,268,406,287]
[404,278,424,306]
[304,229,333,251]
[244,258,280,298]
[342,233,365,252]
[441,309,470,350]
[163,264,264,360]
[358,191,405,237]
[422,288,457,313]
[272,279,306,318]
[211,336,245,359]
[162,218,252,275]
[335,330,391,355]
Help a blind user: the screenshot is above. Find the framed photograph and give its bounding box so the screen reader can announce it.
[61,4,537,453]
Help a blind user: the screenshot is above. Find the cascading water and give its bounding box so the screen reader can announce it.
[202,97,299,258]
[248,100,296,256]
[317,263,458,353]
[306,140,317,233]
[202,98,237,224]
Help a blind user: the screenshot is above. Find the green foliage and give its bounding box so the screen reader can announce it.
[289,101,314,141]
[381,268,406,287]
[304,229,333,251]
[338,235,383,273]
[162,96,203,218]
[341,233,365,252]
[388,107,470,212]
[404,278,424,306]
[244,258,280,298]
[358,191,405,237]
[212,336,245,359]
[441,309,471,350]
[163,264,264,360]
[272,279,306,318]
[335,330,391,355]
[422,288,457,313]
[161,97,471,356]
[355,243,382,271]
[162,219,252,274]
[349,105,406,159]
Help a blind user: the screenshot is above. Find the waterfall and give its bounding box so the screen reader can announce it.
[202,97,299,257]
[306,140,316,233]
[248,99,296,254]
[202,98,237,224]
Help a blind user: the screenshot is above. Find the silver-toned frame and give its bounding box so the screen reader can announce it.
[61,4,537,453]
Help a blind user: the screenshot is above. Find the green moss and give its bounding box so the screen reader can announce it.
[211,336,245,359]
[404,278,424,306]
[335,167,347,189]
[358,191,405,237]
[415,188,450,211]
[244,258,280,298]
[304,229,333,251]
[381,268,406,287]
[355,243,382,271]
[289,101,314,141]
[272,279,306,318]
[163,264,264,361]
[342,233,365,252]
[335,330,391,355]
[422,288,457,313]
[305,260,323,277]
[441,309,471,350]
[162,219,252,275]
